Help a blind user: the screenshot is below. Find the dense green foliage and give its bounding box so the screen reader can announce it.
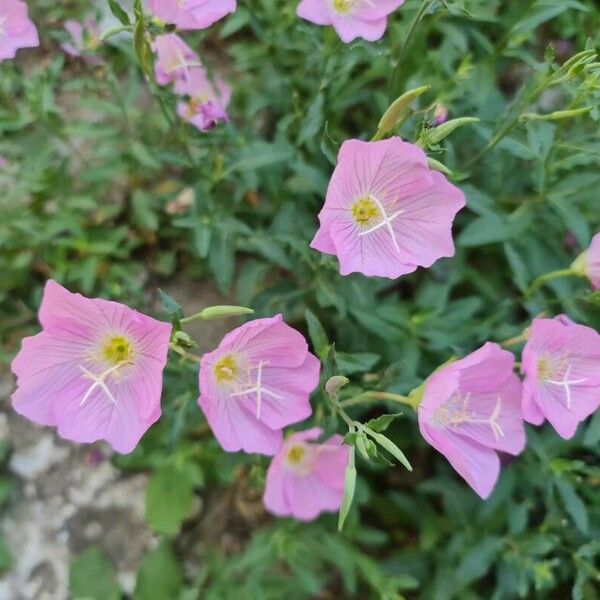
[1,1,599,598]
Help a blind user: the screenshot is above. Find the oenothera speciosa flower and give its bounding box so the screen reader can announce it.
[297,0,405,43]
[61,18,102,65]
[198,315,320,455]
[0,0,39,62]
[572,232,600,290]
[521,315,600,439]
[263,428,349,521]
[418,343,525,499]
[153,33,202,87]
[311,138,465,279]
[147,0,236,31]
[176,67,231,132]
[11,280,172,454]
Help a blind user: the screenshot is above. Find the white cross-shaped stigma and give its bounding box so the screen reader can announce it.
[545,364,587,408]
[357,195,404,254]
[229,360,284,419]
[79,363,126,407]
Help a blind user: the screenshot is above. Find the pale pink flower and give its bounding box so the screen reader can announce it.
[175,67,231,131]
[296,0,405,43]
[11,280,172,454]
[153,33,202,87]
[147,0,236,31]
[418,343,525,499]
[310,137,465,279]
[521,315,600,439]
[572,232,600,290]
[434,104,449,126]
[263,427,349,521]
[198,315,320,455]
[0,0,39,62]
[62,18,103,65]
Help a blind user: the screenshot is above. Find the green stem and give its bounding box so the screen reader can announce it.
[526,268,578,298]
[100,25,133,41]
[169,343,200,363]
[388,0,435,100]
[341,391,418,411]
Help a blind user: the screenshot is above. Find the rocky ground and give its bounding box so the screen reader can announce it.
[0,278,233,600]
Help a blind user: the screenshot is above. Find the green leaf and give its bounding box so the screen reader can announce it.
[556,478,589,534]
[134,543,183,600]
[157,289,183,325]
[456,536,503,586]
[363,427,412,471]
[335,352,380,375]
[0,477,15,509]
[107,0,131,25]
[224,142,294,176]
[305,309,329,358]
[0,538,11,574]
[365,413,403,433]
[145,466,194,535]
[69,547,120,600]
[338,446,356,531]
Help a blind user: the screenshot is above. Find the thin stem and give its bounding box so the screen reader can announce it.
[499,332,528,348]
[389,0,435,100]
[526,268,579,298]
[101,25,133,41]
[169,343,201,363]
[341,391,418,410]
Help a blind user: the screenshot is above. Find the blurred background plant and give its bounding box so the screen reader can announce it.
[1,0,599,598]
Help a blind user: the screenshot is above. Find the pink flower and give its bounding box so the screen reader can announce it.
[434,104,449,126]
[153,33,202,87]
[61,18,102,64]
[263,427,349,521]
[198,315,320,455]
[572,232,600,290]
[296,0,405,43]
[521,316,600,439]
[0,0,39,62]
[175,67,231,131]
[418,343,525,499]
[310,137,465,279]
[11,280,172,454]
[147,0,236,31]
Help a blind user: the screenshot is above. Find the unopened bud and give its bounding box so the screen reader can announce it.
[325,375,350,397]
[376,85,430,137]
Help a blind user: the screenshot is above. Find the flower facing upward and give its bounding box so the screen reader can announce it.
[296,0,405,43]
[310,138,465,279]
[175,67,231,131]
[263,428,349,521]
[418,343,525,499]
[11,280,172,454]
[147,0,236,31]
[198,315,320,455]
[153,33,202,87]
[521,316,600,439]
[572,232,600,290]
[0,0,39,62]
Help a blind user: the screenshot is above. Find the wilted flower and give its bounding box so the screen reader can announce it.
[62,18,102,64]
[153,33,202,87]
[0,0,39,62]
[310,137,465,279]
[263,428,349,521]
[175,66,231,131]
[11,280,172,454]
[521,315,600,439]
[571,232,600,290]
[147,0,236,30]
[198,315,320,455]
[418,343,525,499]
[296,0,405,43]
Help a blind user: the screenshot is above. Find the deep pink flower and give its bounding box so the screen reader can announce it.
[0,0,39,62]
[198,315,320,455]
[263,428,349,521]
[572,232,600,290]
[175,67,231,131]
[418,343,525,499]
[11,280,172,454]
[310,137,465,279]
[296,0,405,43]
[147,0,236,31]
[153,33,202,87]
[61,18,102,64]
[521,316,600,439]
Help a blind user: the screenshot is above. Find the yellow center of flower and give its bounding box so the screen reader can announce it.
[101,335,133,366]
[286,444,307,466]
[214,354,239,383]
[536,357,551,380]
[351,196,379,226]
[332,0,355,13]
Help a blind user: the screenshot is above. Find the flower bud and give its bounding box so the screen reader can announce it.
[325,375,350,397]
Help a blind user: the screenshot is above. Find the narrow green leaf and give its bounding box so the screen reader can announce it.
[556,478,589,534]
[305,309,329,358]
[338,447,356,531]
[363,427,412,471]
[365,413,403,433]
[107,0,131,25]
